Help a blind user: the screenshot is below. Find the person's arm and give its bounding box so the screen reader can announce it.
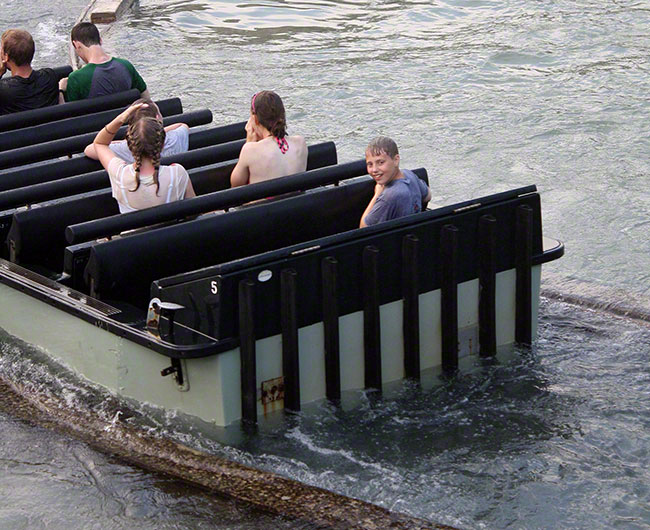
[122,59,148,98]
[230,143,252,187]
[230,117,261,187]
[84,142,99,159]
[84,138,128,160]
[419,179,431,210]
[62,74,81,102]
[164,122,187,132]
[360,183,384,228]
[184,177,196,199]
[93,103,146,170]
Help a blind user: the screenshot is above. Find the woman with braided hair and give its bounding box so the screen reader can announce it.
[83,98,189,162]
[230,90,307,187]
[93,102,195,213]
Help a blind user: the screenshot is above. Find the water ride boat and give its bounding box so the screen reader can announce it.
[0,93,564,427]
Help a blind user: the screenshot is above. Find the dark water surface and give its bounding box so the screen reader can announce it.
[1,0,649,528]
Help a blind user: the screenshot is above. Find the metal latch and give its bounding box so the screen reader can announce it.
[147,297,184,340]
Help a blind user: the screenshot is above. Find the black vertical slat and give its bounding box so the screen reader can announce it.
[478,215,497,357]
[516,205,533,344]
[238,279,257,424]
[440,224,459,372]
[402,234,420,380]
[322,256,341,402]
[363,245,382,390]
[281,269,300,412]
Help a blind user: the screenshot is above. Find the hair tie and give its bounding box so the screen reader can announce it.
[276,136,289,154]
[251,92,258,114]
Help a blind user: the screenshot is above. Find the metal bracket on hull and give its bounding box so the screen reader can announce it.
[161,358,190,392]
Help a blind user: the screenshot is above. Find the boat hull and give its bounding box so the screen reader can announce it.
[0,264,542,426]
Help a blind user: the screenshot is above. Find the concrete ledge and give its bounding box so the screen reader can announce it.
[90,0,137,24]
[542,272,650,324]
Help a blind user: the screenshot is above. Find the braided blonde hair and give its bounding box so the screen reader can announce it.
[125,117,166,194]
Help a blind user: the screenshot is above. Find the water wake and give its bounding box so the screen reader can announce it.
[0,346,453,530]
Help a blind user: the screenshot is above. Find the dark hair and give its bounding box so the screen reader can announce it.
[128,98,161,125]
[251,90,287,139]
[125,117,166,194]
[366,136,399,159]
[70,22,101,47]
[1,29,35,66]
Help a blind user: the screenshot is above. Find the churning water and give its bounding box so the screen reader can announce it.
[1,0,649,528]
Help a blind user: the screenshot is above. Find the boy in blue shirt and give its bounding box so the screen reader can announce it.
[360,136,431,227]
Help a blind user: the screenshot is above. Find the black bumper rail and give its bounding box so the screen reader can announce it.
[67,142,342,244]
[0,107,210,170]
[0,97,182,152]
[0,89,138,133]
[0,138,246,211]
[0,121,246,191]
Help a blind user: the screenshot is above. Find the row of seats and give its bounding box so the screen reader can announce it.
[0,68,133,133]
[0,138,247,211]
[0,96,183,152]
[5,142,339,274]
[0,107,213,170]
[0,120,247,191]
[84,168,429,311]
[0,94,429,330]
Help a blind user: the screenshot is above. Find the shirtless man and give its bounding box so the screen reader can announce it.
[360,136,431,227]
[230,91,307,187]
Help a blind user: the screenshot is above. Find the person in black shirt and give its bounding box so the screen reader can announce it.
[0,29,59,115]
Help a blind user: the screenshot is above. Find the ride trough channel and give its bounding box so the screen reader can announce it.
[0,85,564,429]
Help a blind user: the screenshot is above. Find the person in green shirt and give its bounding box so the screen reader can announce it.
[59,22,149,102]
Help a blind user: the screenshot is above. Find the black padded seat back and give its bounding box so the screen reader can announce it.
[0,121,247,193]
[0,139,246,211]
[0,87,138,133]
[0,107,209,171]
[305,141,338,170]
[185,140,337,196]
[85,178,375,308]
[0,97,183,152]
[188,161,236,196]
[7,193,119,273]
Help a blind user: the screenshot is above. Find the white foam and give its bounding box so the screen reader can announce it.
[285,425,394,476]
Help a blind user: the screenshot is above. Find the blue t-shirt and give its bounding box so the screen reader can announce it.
[364,169,429,226]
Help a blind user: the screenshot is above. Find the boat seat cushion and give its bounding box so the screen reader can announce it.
[85,178,376,308]
[7,193,118,272]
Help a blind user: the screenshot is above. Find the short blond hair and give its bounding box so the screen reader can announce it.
[366,136,399,158]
